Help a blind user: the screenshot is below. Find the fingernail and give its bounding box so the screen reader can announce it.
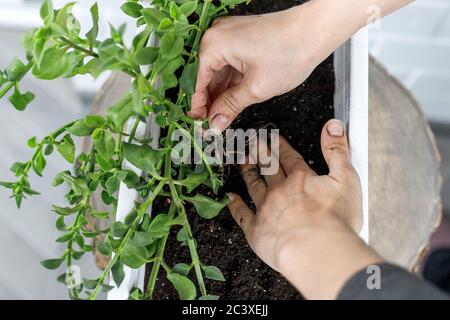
[327,119,344,137]
[210,114,230,133]
[227,193,236,202]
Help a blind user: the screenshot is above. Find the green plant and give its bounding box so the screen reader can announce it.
[0,0,250,300]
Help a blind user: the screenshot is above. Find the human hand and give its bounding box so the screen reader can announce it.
[189,3,330,132]
[228,119,382,299]
[189,0,414,133]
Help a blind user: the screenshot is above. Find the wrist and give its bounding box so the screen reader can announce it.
[277,223,383,299]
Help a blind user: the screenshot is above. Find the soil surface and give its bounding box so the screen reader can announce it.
[147,0,335,300]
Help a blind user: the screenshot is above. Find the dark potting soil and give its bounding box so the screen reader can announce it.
[147,0,335,300]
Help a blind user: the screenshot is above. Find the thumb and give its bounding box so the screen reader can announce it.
[320,119,354,182]
[208,76,257,132]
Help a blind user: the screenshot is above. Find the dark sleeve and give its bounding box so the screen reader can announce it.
[338,263,450,300]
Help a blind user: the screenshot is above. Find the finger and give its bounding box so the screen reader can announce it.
[189,43,227,119]
[207,66,233,102]
[278,136,316,176]
[240,162,267,209]
[320,119,353,182]
[228,193,255,238]
[208,75,258,133]
[188,92,208,119]
[229,69,243,87]
[252,138,285,188]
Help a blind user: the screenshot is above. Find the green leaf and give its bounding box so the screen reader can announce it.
[93,129,116,160]
[32,46,70,80]
[27,137,37,148]
[153,56,184,78]
[5,58,27,82]
[111,221,128,238]
[33,28,49,68]
[96,153,114,171]
[44,143,54,155]
[105,175,120,195]
[86,3,99,50]
[132,230,155,246]
[111,262,125,287]
[160,72,178,90]
[131,78,145,115]
[0,181,14,189]
[40,0,54,22]
[171,263,191,276]
[202,265,225,281]
[106,94,133,130]
[40,258,64,270]
[52,205,80,216]
[180,58,199,95]
[54,2,76,31]
[123,142,166,175]
[159,32,184,60]
[8,85,35,111]
[124,209,138,225]
[55,216,67,231]
[148,214,172,237]
[221,0,251,8]
[90,210,110,220]
[184,194,228,219]
[67,120,94,136]
[200,295,220,300]
[33,151,46,176]
[121,2,144,18]
[142,7,165,28]
[56,134,75,163]
[0,70,7,86]
[85,115,105,128]
[177,170,208,193]
[134,47,159,65]
[167,273,196,300]
[176,227,189,242]
[128,287,142,300]
[55,232,73,243]
[96,240,112,257]
[22,185,40,196]
[180,1,198,17]
[121,242,148,269]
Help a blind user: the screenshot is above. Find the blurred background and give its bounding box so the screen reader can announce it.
[369,0,450,215]
[369,0,450,276]
[0,0,449,299]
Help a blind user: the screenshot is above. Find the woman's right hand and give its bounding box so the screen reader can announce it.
[188,0,365,132]
[189,0,413,133]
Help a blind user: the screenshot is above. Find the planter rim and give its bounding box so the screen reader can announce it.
[334,27,369,243]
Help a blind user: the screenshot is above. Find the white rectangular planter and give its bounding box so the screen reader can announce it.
[108,27,369,300]
[335,27,369,243]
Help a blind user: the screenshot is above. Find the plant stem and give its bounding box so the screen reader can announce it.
[88,179,166,300]
[60,37,99,58]
[144,202,176,300]
[0,61,34,99]
[173,122,215,178]
[127,117,141,144]
[169,181,207,297]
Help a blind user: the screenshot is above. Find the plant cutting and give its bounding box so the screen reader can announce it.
[0,0,252,300]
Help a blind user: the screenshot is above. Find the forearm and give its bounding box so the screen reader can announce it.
[278,223,383,300]
[284,0,414,65]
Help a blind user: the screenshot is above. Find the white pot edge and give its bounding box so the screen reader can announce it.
[334,27,369,244]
